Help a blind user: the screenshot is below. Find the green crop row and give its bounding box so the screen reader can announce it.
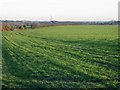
[2,25,120,89]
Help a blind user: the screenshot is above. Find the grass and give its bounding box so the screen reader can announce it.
[2,25,120,88]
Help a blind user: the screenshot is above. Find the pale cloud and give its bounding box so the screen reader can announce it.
[0,0,119,21]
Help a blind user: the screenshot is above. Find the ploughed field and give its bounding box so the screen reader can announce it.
[2,25,120,88]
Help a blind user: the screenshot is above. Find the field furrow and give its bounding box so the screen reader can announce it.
[2,25,120,88]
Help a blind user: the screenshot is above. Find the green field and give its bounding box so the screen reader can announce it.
[2,25,120,88]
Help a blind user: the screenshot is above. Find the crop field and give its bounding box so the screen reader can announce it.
[2,25,120,88]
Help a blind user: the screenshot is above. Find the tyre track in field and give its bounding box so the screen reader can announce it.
[3,35,108,82]
[9,33,119,80]
[17,33,118,62]
[6,33,118,81]
[28,37,119,72]
[20,33,118,62]
[2,36,39,78]
[27,38,119,81]
[2,29,119,87]
[3,36,60,81]
[2,35,89,81]
[17,33,119,71]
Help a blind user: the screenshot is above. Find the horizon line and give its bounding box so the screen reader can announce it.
[0,19,118,22]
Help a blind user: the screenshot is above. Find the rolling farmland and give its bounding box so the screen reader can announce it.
[2,25,120,88]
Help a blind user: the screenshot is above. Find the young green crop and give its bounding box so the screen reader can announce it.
[2,25,120,88]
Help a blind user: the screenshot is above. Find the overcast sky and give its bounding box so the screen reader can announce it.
[0,0,119,21]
